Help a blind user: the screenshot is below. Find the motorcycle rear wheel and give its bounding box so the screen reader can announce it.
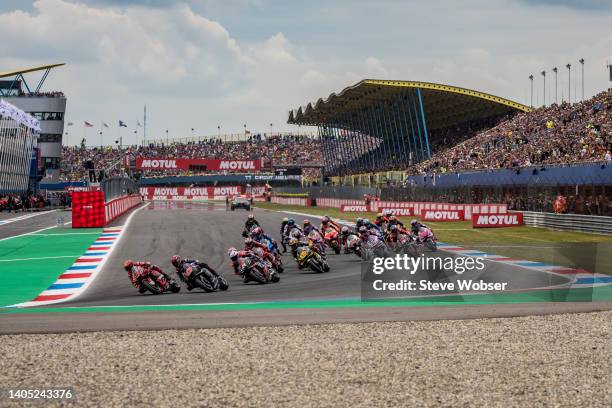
[141,279,163,295]
[195,275,214,292]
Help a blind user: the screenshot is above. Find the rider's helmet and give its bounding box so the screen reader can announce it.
[228,247,238,259]
[363,218,370,225]
[358,226,368,234]
[171,255,182,268]
[248,214,255,220]
[282,217,289,222]
[390,224,398,232]
[287,218,295,226]
[389,215,397,221]
[244,238,253,247]
[251,227,263,236]
[289,238,298,247]
[303,219,311,226]
[123,259,133,271]
[356,217,363,223]
[411,219,418,226]
[376,212,382,218]
[322,215,330,223]
[341,226,349,235]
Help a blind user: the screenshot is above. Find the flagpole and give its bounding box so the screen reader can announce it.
[100,121,103,147]
[143,105,147,146]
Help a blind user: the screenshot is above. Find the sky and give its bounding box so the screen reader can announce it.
[0,0,611,146]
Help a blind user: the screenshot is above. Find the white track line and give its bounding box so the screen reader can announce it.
[0,210,58,226]
[0,221,73,242]
[0,255,82,262]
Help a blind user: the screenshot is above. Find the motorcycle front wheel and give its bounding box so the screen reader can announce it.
[141,279,163,295]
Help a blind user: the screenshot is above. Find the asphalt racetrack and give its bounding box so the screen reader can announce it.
[2,201,611,334]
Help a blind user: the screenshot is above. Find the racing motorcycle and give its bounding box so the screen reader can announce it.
[133,267,181,295]
[238,256,280,284]
[344,233,362,258]
[182,265,229,292]
[323,227,341,255]
[295,244,330,273]
[361,234,391,261]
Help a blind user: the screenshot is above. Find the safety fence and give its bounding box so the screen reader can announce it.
[315,198,366,208]
[518,211,612,235]
[101,177,139,202]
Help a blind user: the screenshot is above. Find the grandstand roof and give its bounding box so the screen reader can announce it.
[287,79,531,130]
[0,63,65,79]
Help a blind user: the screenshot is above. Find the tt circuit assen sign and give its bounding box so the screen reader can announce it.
[341,204,369,213]
[136,158,262,172]
[472,213,524,228]
[421,209,465,222]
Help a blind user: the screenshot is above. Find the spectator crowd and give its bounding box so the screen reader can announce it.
[60,134,322,181]
[410,89,612,175]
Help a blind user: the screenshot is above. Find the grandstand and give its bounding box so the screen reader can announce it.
[0,63,67,182]
[0,100,39,194]
[288,79,531,178]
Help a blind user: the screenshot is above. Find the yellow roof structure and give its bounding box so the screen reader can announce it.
[0,63,65,79]
[288,79,530,130]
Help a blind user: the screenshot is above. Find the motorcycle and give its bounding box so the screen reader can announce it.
[239,256,280,284]
[361,235,390,261]
[344,233,362,258]
[323,227,341,255]
[296,244,330,273]
[182,265,229,292]
[133,267,181,295]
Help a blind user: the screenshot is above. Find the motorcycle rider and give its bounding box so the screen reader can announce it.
[170,255,220,291]
[244,237,281,270]
[416,224,435,243]
[374,212,389,229]
[410,219,428,236]
[340,225,360,254]
[355,217,365,230]
[124,260,178,293]
[279,217,289,253]
[320,215,341,233]
[387,215,406,230]
[303,219,321,235]
[242,214,260,237]
[363,218,382,237]
[228,247,270,283]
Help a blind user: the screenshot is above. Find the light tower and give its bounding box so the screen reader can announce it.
[541,70,546,107]
[552,67,558,104]
[529,74,534,107]
[566,63,571,103]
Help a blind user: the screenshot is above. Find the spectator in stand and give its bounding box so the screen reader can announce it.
[60,134,323,181]
[408,89,612,175]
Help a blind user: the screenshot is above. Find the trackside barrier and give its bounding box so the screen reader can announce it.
[72,191,142,228]
[105,194,143,224]
[271,196,311,206]
[370,201,508,220]
[518,211,612,234]
[316,198,366,209]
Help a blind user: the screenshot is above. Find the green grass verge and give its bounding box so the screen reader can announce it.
[2,286,611,314]
[0,227,102,307]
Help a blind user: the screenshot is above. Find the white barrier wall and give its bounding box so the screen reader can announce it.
[271,196,310,206]
[105,195,143,224]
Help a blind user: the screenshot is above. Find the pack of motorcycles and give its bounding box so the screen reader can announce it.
[131,216,435,295]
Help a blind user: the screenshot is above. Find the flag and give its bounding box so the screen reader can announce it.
[84,121,93,127]
[245,129,251,135]
[103,122,109,128]
[119,120,127,127]
[67,122,74,126]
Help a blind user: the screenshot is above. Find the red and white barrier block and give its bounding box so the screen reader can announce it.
[105,194,143,224]
[317,198,366,209]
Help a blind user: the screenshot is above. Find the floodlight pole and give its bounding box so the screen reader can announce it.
[529,75,534,107]
[541,70,546,107]
[552,67,558,104]
[566,63,571,103]
[579,58,585,101]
